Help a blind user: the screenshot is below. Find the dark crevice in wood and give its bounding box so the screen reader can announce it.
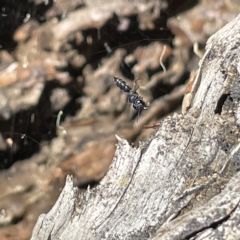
[214,94,229,114]
[185,202,237,240]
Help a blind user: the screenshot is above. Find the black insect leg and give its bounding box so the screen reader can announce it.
[136,108,141,122]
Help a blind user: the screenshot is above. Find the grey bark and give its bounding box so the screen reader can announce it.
[31,14,240,240]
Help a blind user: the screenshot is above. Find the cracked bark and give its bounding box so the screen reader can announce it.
[31,14,240,240]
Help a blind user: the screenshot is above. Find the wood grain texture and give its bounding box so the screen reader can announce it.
[31,14,240,240]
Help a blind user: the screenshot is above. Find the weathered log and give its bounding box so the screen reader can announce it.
[31,14,240,240]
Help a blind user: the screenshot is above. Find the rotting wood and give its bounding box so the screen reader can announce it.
[31,14,240,240]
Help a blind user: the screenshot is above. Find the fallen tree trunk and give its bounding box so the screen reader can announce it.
[31,14,240,240]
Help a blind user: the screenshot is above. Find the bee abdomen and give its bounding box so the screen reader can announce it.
[113,76,131,93]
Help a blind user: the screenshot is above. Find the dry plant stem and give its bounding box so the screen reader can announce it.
[193,42,204,58]
[37,1,156,51]
[159,45,167,73]
[144,44,188,91]
[144,68,176,90]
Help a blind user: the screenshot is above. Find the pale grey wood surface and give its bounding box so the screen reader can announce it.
[31,14,240,240]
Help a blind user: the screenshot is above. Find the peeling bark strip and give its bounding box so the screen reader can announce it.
[31,14,240,240]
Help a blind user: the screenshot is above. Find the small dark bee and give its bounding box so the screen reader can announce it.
[113,76,147,114]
